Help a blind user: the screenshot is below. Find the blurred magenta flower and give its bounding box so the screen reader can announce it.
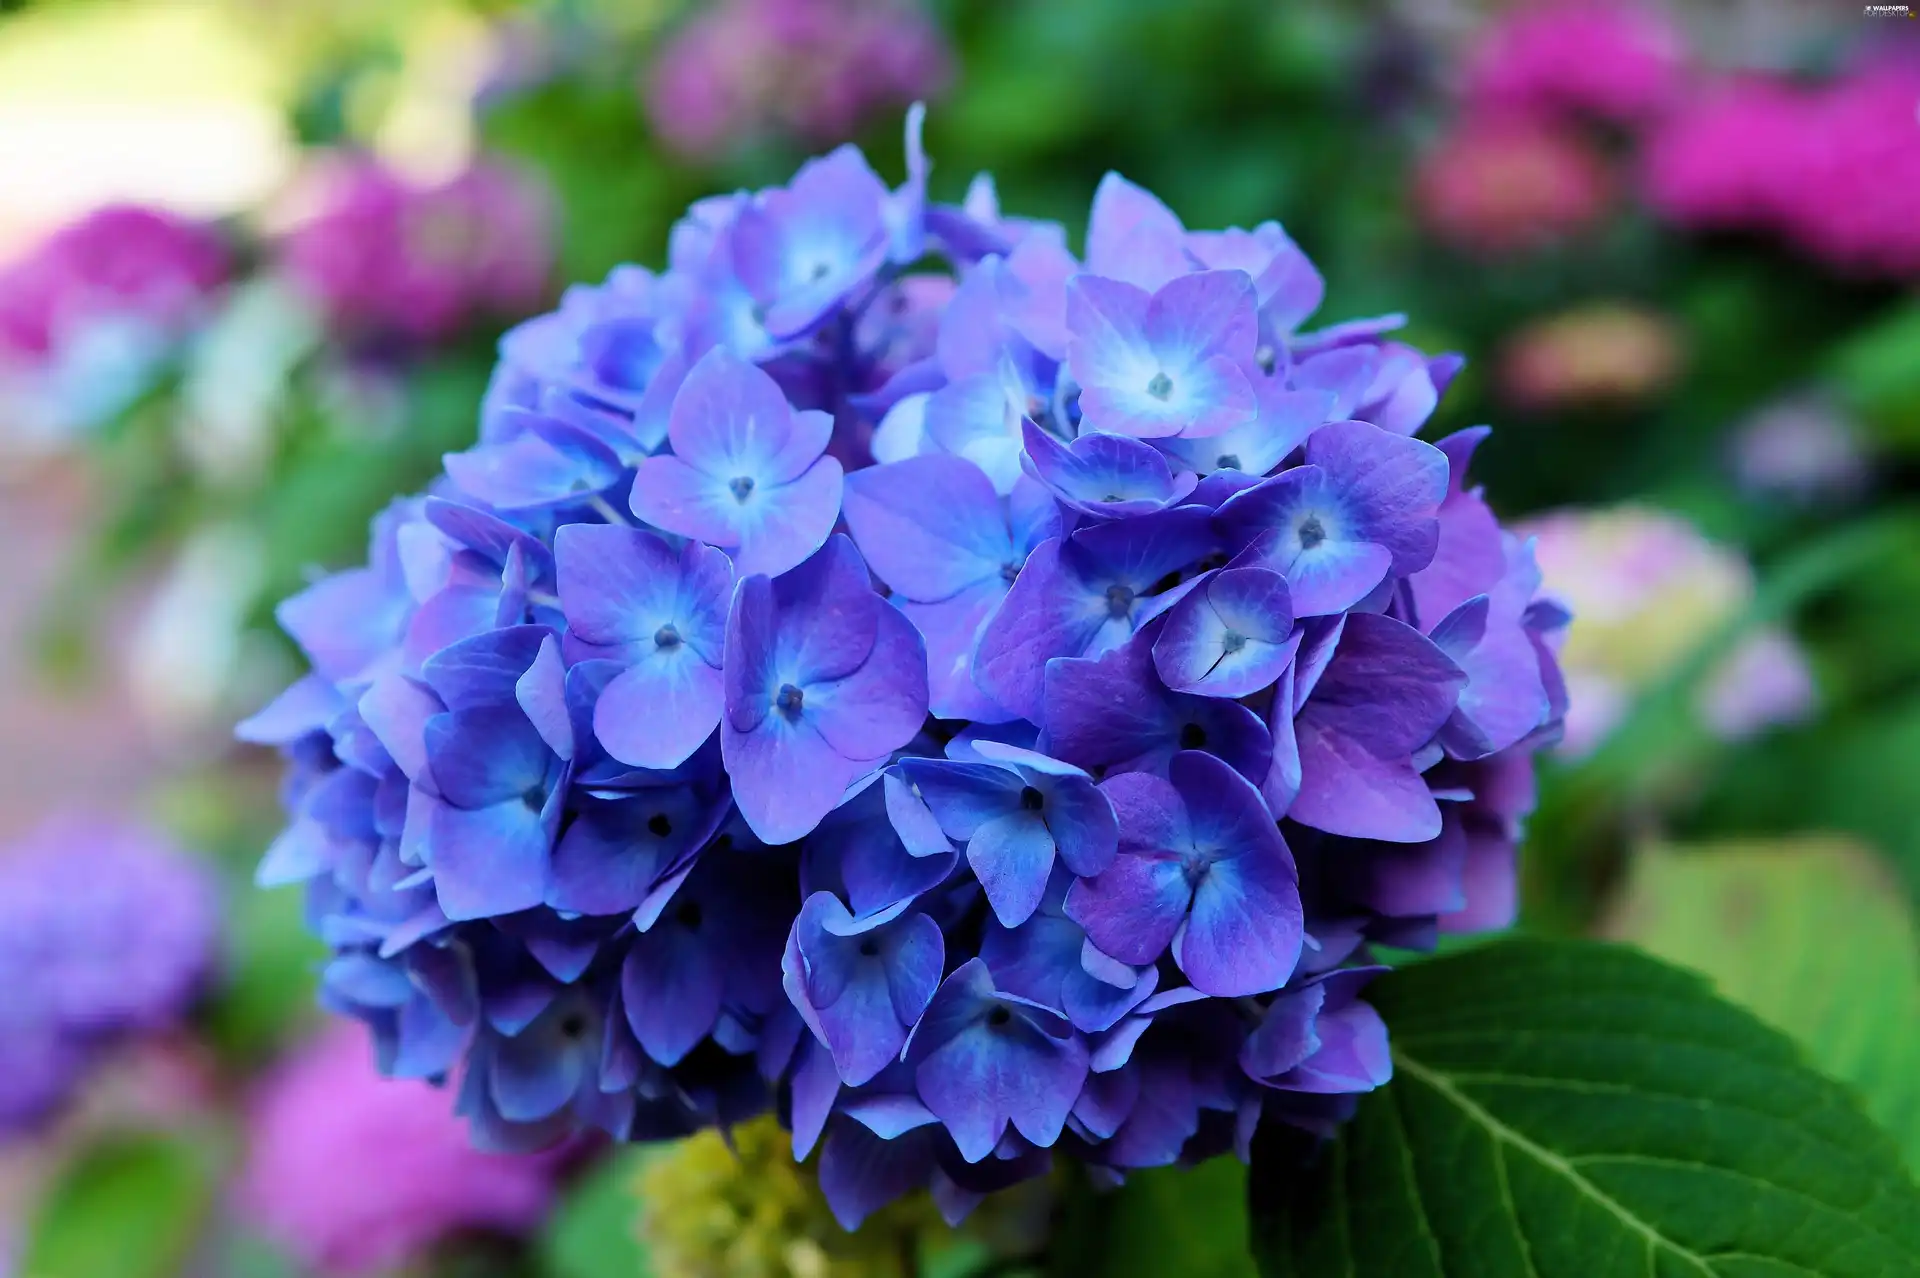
[644,0,952,158]
[278,156,553,344]
[239,1021,562,1276]
[1524,506,1815,756]
[0,814,219,1136]
[1461,1,1686,124]
[1415,115,1609,253]
[1646,62,1920,278]
[0,206,228,444]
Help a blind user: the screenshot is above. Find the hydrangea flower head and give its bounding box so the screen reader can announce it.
[644,0,953,159]
[0,814,219,1134]
[0,205,227,445]
[278,155,553,343]
[245,114,1563,1226]
[239,1021,561,1276]
[1644,61,1920,279]
[1461,1,1686,124]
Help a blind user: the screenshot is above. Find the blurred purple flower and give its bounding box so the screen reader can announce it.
[644,0,952,158]
[0,814,219,1136]
[278,155,553,343]
[0,205,227,441]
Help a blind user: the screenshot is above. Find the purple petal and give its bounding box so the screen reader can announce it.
[422,797,551,921]
[1177,835,1303,997]
[1084,172,1191,291]
[592,652,723,770]
[968,810,1058,927]
[842,454,1012,602]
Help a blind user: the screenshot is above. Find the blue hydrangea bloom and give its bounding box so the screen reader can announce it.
[244,112,1566,1228]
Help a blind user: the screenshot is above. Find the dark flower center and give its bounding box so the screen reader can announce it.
[676,900,704,932]
[729,475,756,502]
[654,624,681,649]
[558,1012,588,1041]
[1179,722,1209,749]
[987,1005,1013,1028]
[1146,371,1174,401]
[522,784,548,811]
[1298,515,1326,550]
[858,938,881,958]
[1026,394,1048,419]
[647,813,672,838]
[1216,453,1242,471]
[777,683,805,717]
[808,260,832,281]
[1255,344,1277,375]
[1001,561,1022,584]
[1019,785,1045,812]
[1222,631,1248,656]
[1105,583,1136,618]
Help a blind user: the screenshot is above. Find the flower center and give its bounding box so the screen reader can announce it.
[1255,344,1277,375]
[1019,785,1045,812]
[729,476,756,502]
[647,813,672,838]
[1146,371,1174,401]
[1001,561,1022,584]
[1105,583,1136,618]
[675,900,703,932]
[522,783,548,811]
[1182,850,1214,887]
[558,1012,588,1041]
[654,623,681,650]
[1216,453,1241,470]
[777,683,805,717]
[987,1005,1013,1028]
[858,938,880,958]
[1179,721,1208,749]
[1297,515,1326,550]
[1221,631,1248,655]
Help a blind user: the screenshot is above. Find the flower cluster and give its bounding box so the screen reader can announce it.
[1644,60,1920,278]
[0,814,219,1135]
[244,115,1564,1227]
[239,1021,562,1276]
[0,205,228,446]
[644,0,951,159]
[1458,1,1683,125]
[1524,506,1813,755]
[278,155,554,344]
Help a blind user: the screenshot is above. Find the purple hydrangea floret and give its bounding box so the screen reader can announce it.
[244,112,1566,1229]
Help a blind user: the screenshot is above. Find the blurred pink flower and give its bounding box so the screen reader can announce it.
[1523,505,1815,756]
[644,0,951,158]
[238,1022,561,1277]
[1698,629,1816,742]
[1645,62,1920,278]
[0,206,227,363]
[1416,114,1610,253]
[278,157,553,344]
[1461,1,1686,124]
[1497,303,1682,411]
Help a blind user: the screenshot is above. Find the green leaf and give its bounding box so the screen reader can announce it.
[1607,838,1920,1174]
[1249,938,1920,1277]
[1099,1158,1257,1278]
[21,1131,223,1278]
[534,1146,656,1278]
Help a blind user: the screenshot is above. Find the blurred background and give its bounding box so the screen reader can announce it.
[0,1,1915,1275]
